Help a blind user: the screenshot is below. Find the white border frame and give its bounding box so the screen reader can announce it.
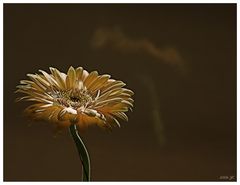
[1,1,238,184]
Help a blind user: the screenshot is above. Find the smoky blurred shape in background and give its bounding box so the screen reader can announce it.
[4,4,236,181]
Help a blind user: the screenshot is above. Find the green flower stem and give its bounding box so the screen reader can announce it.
[69,124,91,181]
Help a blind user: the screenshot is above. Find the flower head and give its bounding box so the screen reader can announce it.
[16,67,134,130]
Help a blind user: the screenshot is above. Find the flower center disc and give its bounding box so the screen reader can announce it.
[70,96,81,102]
[51,89,93,109]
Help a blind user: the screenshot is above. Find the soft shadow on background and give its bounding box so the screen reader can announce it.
[4,4,236,181]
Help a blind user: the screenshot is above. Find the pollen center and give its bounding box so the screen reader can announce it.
[70,96,80,102]
[50,88,93,109]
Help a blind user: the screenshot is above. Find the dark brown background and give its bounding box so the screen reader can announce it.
[4,4,236,181]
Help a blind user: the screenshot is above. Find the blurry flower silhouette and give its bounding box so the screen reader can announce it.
[16,66,134,130]
[91,27,183,67]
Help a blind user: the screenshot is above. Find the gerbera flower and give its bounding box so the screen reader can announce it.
[16,66,134,130]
